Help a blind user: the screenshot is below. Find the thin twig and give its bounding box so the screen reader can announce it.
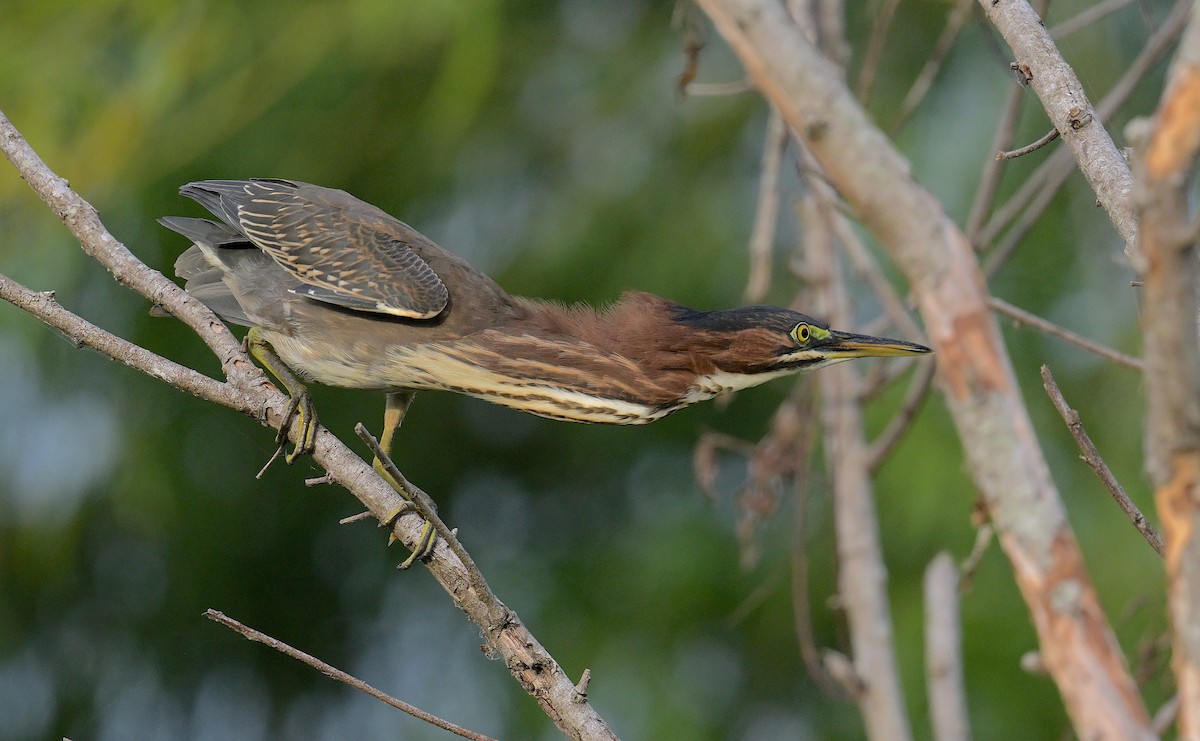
[889,0,976,135]
[354,424,489,596]
[981,174,1067,278]
[978,0,1192,257]
[1050,0,1137,39]
[996,128,1060,160]
[204,609,497,741]
[958,523,994,591]
[788,399,847,699]
[828,209,925,342]
[745,110,788,303]
[1040,366,1163,556]
[684,80,754,96]
[867,360,937,472]
[856,0,902,104]
[966,82,1026,245]
[979,0,1137,247]
[990,297,1144,371]
[0,275,244,409]
[1152,694,1179,736]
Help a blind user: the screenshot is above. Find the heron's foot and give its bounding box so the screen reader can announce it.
[380,495,437,569]
[278,388,318,465]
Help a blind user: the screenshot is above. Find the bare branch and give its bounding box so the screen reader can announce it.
[205,610,497,741]
[1040,366,1164,557]
[996,128,1060,160]
[1050,0,1138,40]
[790,434,848,700]
[889,0,975,135]
[924,554,970,741]
[989,297,1144,371]
[977,0,1137,247]
[0,274,243,409]
[965,83,1026,245]
[867,360,936,472]
[856,0,901,104]
[978,0,1191,261]
[745,110,788,303]
[692,2,1153,737]
[0,109,616,741]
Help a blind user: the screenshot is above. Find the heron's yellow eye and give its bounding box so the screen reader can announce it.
[792,323,812,345]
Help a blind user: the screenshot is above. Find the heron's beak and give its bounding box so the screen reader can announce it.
[825,330,933,359]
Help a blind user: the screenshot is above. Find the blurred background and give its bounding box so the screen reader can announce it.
[0,1,1174,738]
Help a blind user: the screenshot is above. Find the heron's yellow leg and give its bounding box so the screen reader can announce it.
[246,327,317,464]
[375,391,436,567]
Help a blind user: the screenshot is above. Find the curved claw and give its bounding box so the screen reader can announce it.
[278,389,318,464]
[381,497,437,569]
[397,521,437,570]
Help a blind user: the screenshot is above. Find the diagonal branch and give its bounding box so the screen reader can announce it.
[205,609,497,741]
[0,109,615,741]
[692,2,1153,738]
[1040,365,1163,557]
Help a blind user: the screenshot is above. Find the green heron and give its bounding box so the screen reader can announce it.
[162,179,931,558]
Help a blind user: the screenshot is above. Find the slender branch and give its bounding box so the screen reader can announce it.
[745,109,788,303]
[1049,0,1138,39]
[204,610,497,741]
[1040,366,1164,557]
[693,2,1153,737]
[989,297,1145,371]
[958,523,994,591]
[0,274,244,409]
[787,394,846,699]
[965,80,1026,245]
[867,360,936,473]
[977,0,1137,248]
[827,206,925,342]
[889,0,975,135]
[856,0,902,104]
[0,109,615,741]
[978,0,1191,259]
[354,423,489,595]
[924,554,970,741]
[684,80,754,96]
[996,128,1060,160]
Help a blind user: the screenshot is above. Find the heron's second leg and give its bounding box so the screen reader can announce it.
[375,391,436,566]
